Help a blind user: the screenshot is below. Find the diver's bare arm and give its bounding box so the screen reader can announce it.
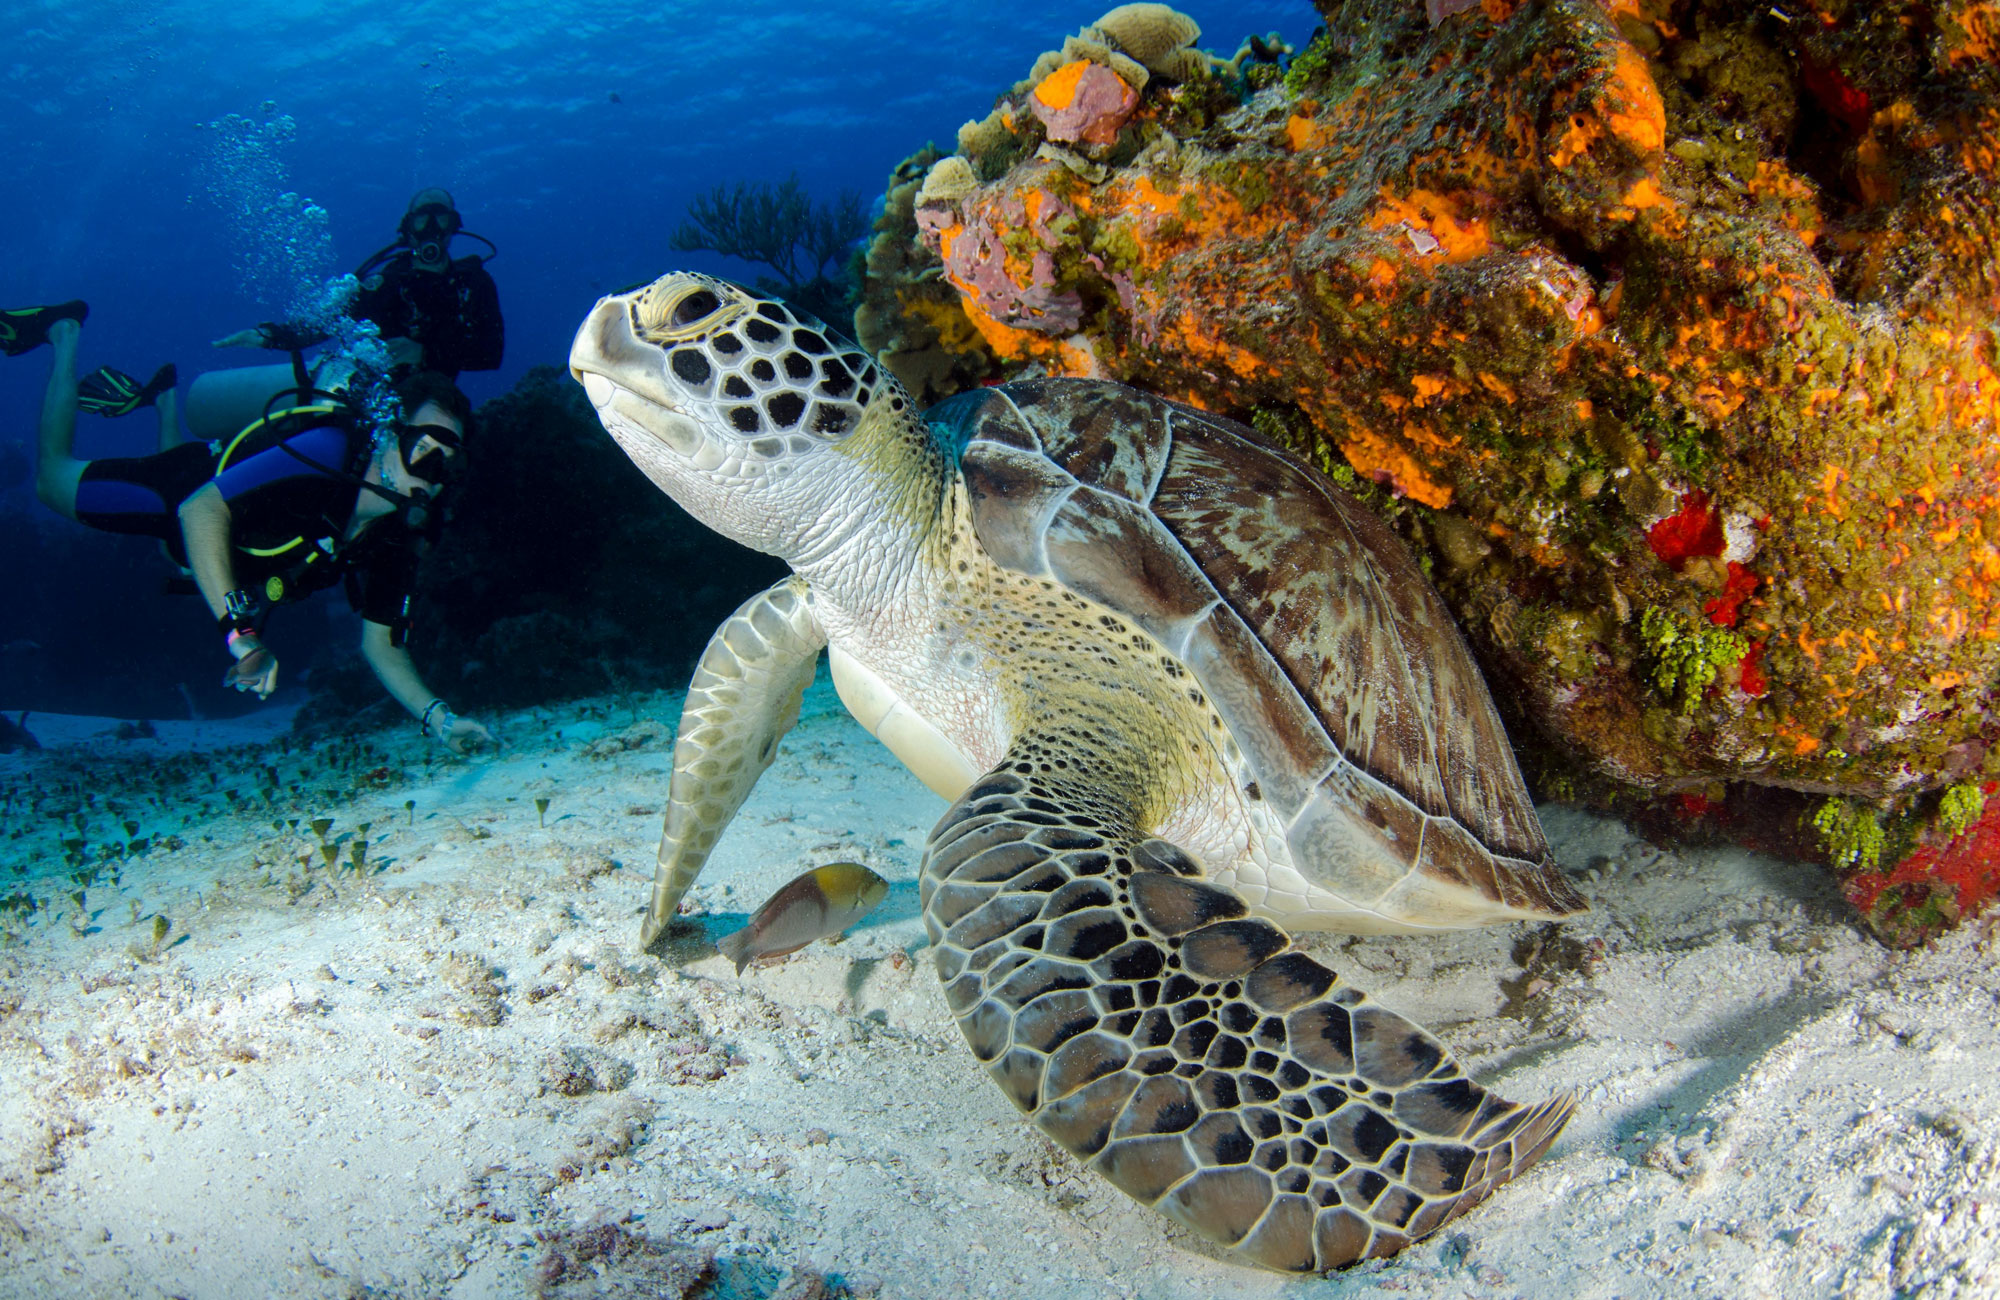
[177,484,241,623]
[182,485,278,694]
[361,620,492,749]
[359,620,435,719]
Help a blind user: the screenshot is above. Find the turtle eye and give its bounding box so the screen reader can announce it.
[671,289,721,328]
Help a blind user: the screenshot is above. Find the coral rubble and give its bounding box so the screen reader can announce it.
[856,0,2000,942]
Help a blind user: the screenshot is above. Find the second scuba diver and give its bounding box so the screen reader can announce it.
[6,301,494,754]
[214,187,503,379]
[66,190,504,431]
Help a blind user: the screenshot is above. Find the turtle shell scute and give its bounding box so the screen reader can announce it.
[951,377,1578,919]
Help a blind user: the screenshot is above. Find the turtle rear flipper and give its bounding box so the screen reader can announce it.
[922,760,1574,1274]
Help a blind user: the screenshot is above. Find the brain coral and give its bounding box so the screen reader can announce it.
[1091,3,1204,72]
[857,0,2000,945]
[917,155,980,205]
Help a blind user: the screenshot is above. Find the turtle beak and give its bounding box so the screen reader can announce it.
[570,294,704,456]
[570,294,677,407]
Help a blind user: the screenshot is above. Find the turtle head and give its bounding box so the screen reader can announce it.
[570,272,914,560]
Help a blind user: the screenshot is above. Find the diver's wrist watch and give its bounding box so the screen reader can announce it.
[219,588,259,635]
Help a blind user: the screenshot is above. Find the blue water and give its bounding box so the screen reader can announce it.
[0,0,1318,717]
[3,0,1316,421]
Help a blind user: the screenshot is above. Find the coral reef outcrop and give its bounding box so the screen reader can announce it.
[855,0,2000,944]
[855,147,998,407]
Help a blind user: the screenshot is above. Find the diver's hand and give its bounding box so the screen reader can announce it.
[443,717,495,755]
[212,327,267,349]
[223,636,280,697]
[420,701,493,754]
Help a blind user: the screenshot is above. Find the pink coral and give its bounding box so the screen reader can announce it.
[1084,251,1158,346]
[1028,59,1140,147]
[917,186,1085,335]
[1426,0,1483,25]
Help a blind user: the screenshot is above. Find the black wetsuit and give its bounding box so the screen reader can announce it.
[73,424,425,631]
[353,252,503,377]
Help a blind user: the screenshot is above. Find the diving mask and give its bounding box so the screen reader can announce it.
[398,421,464,487]
[404,203,461,267]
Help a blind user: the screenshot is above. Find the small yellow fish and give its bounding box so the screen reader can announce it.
[717,862,889,974]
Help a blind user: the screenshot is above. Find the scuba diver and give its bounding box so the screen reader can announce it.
[5,301,493,754]
[213,187,504,380]
[71,189,502,453]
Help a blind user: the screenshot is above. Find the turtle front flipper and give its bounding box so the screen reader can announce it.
[644,577,827,955]
[921,761,1574,1273]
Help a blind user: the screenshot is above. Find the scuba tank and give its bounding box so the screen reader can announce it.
[212,378,455,609]
[184,361,316,443]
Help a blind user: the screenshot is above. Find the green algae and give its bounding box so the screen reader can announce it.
[1639,406,1714,476]
[1205,158,1273,214]
[1638,607,1747,715]
[1936,782,1986,842]
[1089,222,1146,274]
[1283,30,1338,97]
[1871,883,1963,950]
[998,224,1043,268]
[1250,405,1374,498]
[1812,798,1886,873]
[1157,73,1249,137]
[1245,61,1284,93]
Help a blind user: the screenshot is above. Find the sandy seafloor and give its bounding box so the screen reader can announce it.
[0,677,1994,1300]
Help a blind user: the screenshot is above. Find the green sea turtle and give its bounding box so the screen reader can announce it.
[568,273,1586,1273]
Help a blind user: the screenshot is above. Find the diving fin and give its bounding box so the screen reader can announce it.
[78,363,177,417]
[0,300,88,357]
